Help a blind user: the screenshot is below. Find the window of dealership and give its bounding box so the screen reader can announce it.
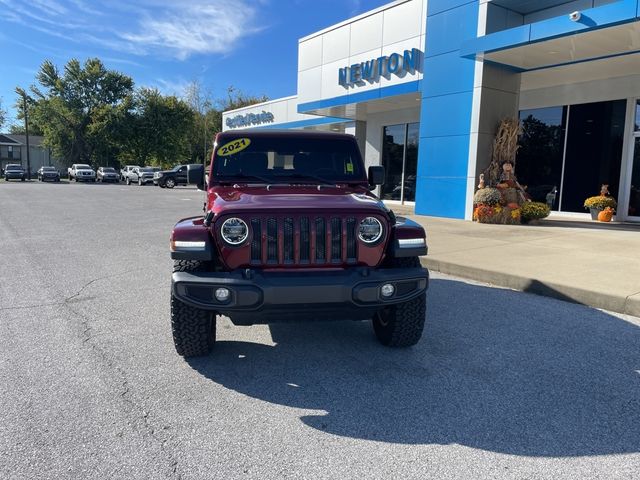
[517,99,640,220]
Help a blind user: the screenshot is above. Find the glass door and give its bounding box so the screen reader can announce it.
[380,122,419,203]
[623,100,640,220]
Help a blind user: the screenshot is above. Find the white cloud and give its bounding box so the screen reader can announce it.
[120,1,263,60]
[0,0,265,60]
[151,78,192,96]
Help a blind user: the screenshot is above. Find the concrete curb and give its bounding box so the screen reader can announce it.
[421,257,640,317]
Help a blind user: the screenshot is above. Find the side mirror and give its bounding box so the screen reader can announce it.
[187,164,205,190]
[368,165,385,187]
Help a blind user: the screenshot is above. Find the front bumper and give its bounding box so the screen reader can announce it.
[172,266,429,323]
[5,173,24,179]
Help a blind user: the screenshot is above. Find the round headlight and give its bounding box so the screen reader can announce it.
[221,217,248,245]
[358,217,383,244]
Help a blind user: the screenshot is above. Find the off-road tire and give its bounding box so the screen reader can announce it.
[171,260,216,357]
[372,256,426,347]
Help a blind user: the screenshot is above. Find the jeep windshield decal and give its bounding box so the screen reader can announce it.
[213,137,366,185]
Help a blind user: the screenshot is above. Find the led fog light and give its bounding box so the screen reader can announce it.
[380,283,395,298]
[215,288,231,302]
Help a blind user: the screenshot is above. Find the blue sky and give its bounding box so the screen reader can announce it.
[0,0,390,127]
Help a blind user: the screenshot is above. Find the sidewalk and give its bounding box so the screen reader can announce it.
[404,213,640,317]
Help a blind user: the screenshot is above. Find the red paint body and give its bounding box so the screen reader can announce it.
[171,130,426,272]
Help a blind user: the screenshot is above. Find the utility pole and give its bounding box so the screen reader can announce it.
[16,88,31,180]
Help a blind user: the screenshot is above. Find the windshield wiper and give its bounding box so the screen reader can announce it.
[216,172,273,184]
[273,173,335,186]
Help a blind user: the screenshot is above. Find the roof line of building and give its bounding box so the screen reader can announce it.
[223,95,298,116]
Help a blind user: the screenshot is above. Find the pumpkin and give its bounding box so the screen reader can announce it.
[597,208,614,222]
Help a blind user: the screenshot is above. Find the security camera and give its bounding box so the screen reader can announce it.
[569,11,581,22]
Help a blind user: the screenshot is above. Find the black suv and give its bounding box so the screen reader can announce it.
[4,164,26,181]
[154,165,191,188]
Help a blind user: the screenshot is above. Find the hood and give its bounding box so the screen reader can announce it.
[208,185,389,216]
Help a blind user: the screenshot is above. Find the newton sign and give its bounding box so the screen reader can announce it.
[338,48,422,88]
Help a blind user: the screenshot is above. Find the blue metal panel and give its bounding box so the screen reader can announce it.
[426,2,481,57]
[460,24,530,57]
[415,175,468,219]
[417,135,471,177]
[251,116,350,130]
[428,0,477,17]
[422,50,477,97]
[417,0,479,219]
[297,80,421,114]
[529,0,637,41]
[420,91,474,138]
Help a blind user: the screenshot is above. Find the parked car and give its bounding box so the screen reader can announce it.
[120,165,140,183]
[168,130,429,358]
[68,164,96,182]
[4,164,26,181]
[37,166,60,182]
[128,166,156,186]
[154,164,190,188]
[97,167,119,183]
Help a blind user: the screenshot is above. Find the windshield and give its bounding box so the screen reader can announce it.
[42,167,56,171]
[76,164,92,169]
[6,165,23,170]
[212,137,365,184]
[102,168,115,172]
[139,168,154,173]
[171,165,184,172]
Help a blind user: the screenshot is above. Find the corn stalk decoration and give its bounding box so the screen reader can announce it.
[483,117,522,187]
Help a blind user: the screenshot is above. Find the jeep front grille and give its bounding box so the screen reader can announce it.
[249,216,358,266]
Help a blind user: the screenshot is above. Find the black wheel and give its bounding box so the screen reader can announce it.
[372,257,426,347]
[165,178,176,188]
[21,177,25,182]
[159,183,166,188]
[75,177,78,182]
[171,260,217,357]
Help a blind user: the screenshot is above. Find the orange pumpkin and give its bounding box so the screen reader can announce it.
[597,208,613,222]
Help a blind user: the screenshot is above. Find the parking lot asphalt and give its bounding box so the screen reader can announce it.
[1,181,639,480]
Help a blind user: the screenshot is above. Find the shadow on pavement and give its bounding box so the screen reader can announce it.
[187,278,640,457]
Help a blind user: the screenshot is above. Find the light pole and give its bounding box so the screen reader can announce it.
[203,99,211,169]
[15,88,31,180]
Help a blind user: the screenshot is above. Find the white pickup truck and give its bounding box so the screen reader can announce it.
[68,164,96,182]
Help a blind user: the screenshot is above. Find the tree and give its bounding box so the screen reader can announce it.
[184,80,213,163]
[0,98,6,131]
[121,88,194,167]
[24,58,134,166]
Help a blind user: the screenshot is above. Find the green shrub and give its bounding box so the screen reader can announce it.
[521,202,550,221]
[584,196,616,210]
[473,187,501,206]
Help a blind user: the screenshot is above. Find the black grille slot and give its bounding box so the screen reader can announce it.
[251,219,262,263]
[331,217,342,262]
[300,217,310,263]
[346,217,356,260]
[267,218,277,263]
[283,217,294,264]
[315,217,325,263]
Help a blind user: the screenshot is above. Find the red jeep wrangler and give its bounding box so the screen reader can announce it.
[170,130,429,357]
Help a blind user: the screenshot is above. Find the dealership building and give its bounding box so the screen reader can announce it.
[222,0,640,222]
